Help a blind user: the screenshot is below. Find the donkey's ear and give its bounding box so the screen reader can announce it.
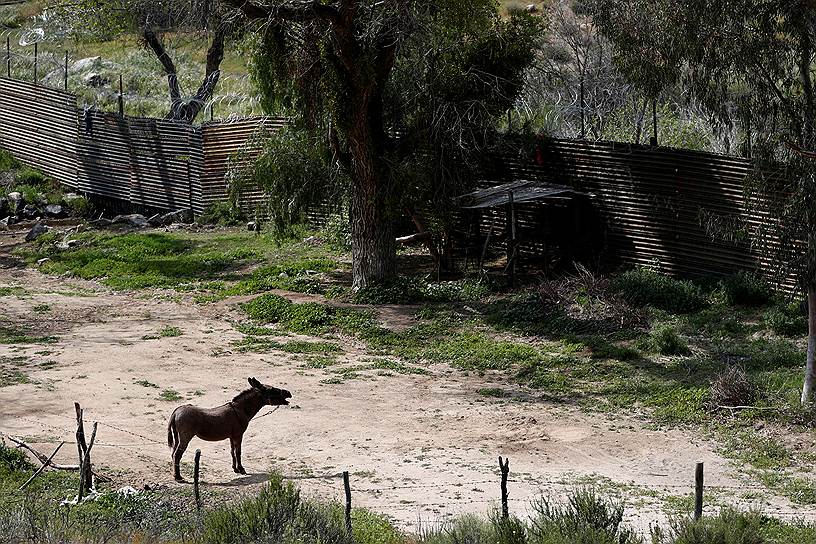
[248,377,263,390]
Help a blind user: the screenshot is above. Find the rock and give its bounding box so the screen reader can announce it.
[526,3,538,12]
[112,214,150,228]
[36,258,50,266]
[278,272,289,279]
[147,214,163,227]
[26,222,50,242]
[21,204,40,219]
[56,239,79,250]
[303,235,323,246]
[152,209,193,227]
[44,204,65,218]
[0,197,7,217]
[83,72,110,88]
[0,216,12,229]
[247,221,258,232]
[63,192,83,203]
[7,191,22,211]
[89,217,113,227]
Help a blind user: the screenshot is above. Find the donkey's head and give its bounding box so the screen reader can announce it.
[248,377,292,406]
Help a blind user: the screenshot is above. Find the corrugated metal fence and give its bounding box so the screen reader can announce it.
[1,76,793,286]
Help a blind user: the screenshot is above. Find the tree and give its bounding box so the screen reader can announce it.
[46,0,231,123]
[224,0,541,289]
[592,0,816,403]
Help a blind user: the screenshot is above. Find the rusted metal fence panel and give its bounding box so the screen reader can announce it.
[0,77,78,188]
[200,117,287,216]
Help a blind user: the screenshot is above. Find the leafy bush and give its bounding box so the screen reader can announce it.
[13,183,43,205]
[651,509,763,544]
[646,325,690,355]
[0,442,35,473]
[15,167,49,187]
[0,148,19,172]
[64,195,91,217]
[528,489,641,544]
[613,268,706,313]
[719,272,773,307]
[763,303,808,337]
[202,473,354,544]
[198,202,246,226]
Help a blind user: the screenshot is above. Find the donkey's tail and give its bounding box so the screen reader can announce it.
[167,411,177,449]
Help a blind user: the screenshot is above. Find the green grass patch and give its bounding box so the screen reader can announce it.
[159,389,182,402]
[613,267,707,313]
[477,387,508,397]
[159,326,183,338]
[134,379,159,388]
[0,325,57,345]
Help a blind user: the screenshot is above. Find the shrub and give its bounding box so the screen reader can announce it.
[354,276,495,305]
[198,201,246,226]
[709,365,757,409]
[65,195,91,217]
[719,272,772,307]
[651,509,764,544]
[0,442,35,473]
[12,183,43,205]
[0,148,19,171]
[613,268,706,313]
[241,293,372,335]
[15,167,49,186]
[528,489,641,544]
[763,303,808,337]
[647,325,690,355]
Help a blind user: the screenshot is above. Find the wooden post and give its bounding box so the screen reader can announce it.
[118,75,124,116]
[74,403,93,498]
[194,449,202,511]
[78,422,97,501]
[506,191,516,288]
[64,51,69,91]
[694,462,704,520]
[651,98,658,146]
[343,471,352,536]
[498,456,510,520]
[579,78,585,139]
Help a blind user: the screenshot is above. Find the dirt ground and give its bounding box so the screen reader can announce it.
[0,228,814,533]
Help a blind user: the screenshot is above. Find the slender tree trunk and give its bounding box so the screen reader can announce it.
[347,91,396,291]
[802,286,816,403]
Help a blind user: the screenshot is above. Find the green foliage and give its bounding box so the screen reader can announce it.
[354,276,494,304]
[528,489,641,544]
[25,232,262,290]
[763,303,808,337]
[0,442,35,473]
[202,473,353,544]
[613,268,707,313]
[15,167,49,187]
[198,202,246,226]
[0,148,19,172]
[227,259,339,297]
[64,195,91,218]
[645,325,690,356]
[719,272,773,307]
[651,509,763,544]
[241,294,373,335]
[159,326,182,338]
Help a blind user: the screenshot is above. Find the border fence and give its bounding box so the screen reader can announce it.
[0,74,797,290]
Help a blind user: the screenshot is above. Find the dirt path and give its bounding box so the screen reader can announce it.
[0,229,813,532]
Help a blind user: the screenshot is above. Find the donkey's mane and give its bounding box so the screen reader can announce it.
[232,388,259,403]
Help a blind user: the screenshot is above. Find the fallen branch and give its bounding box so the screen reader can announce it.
[20,442,64,490]
[6,436,80,470]
[396,232,432,245]
[717,405,782,411]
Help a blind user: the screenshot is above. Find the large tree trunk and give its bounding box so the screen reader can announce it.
[801,286,816,403]
[347,90,396,291]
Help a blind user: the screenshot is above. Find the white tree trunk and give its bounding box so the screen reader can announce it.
[801,287,816,404]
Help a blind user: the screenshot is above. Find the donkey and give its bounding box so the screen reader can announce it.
[167,378,291,481]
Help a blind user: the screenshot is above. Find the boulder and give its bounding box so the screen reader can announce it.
[0,197,7,217]
[526,3,538,12]
[44,204,66,218]
[25,222,50,242]
[149,209,193,227]
[111,214,150,229]
[21,204,40,219]
[36,258,50,266]
[247,221,259,232]
[0,216,12,229]
[56,239,80,250]
[83,72,110,88]
[89,217,113,227]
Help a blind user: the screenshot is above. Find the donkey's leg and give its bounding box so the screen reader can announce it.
[234,435,246,475]
[173,433,193,482]
[229,438,237,472]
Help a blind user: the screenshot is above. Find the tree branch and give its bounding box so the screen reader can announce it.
[143,25,182,102]
[220,0,341,23]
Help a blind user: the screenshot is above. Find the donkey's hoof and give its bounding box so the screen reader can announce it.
[174,475,185,482]
[235,467,247,475]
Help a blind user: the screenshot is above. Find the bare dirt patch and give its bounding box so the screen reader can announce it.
[0,233,813,531]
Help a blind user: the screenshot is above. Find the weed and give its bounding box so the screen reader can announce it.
[0,368,30,387]
[763,303,807,337]
[718,272,773,307]
[197,202,246,226]
[0,325,57,345]
[32,304,51,313]
[613,268,707,313]
[159,326,183,338]
[135,380,159,388]
[645,325,690,356]
[651,508,763,544]
[477,387,508,397]
[281,341,341,354]
[0,148,19,171]
[159,389,182,401]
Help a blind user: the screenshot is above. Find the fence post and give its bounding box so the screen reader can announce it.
[506,192,516,288]
[694,462,704,520]
[343,471,352,536]
[499,456,510,519]
[118,75,124,116]
[33,42,37,85]
[64,51,69,91]
[194,449,201,511]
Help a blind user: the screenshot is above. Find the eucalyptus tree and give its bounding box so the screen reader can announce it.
[592,0,816,403]
[223,0,542,289]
